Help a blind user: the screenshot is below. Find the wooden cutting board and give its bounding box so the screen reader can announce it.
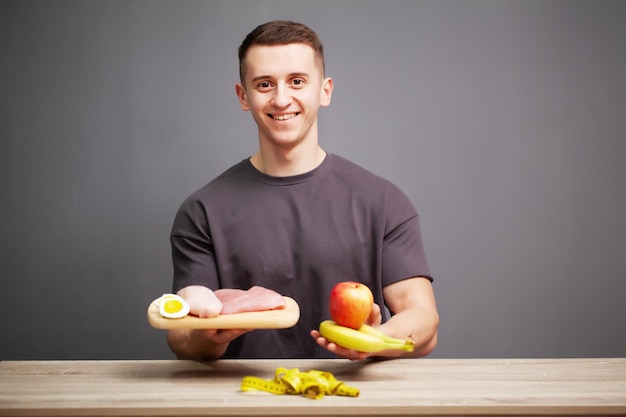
[147,296,300,330]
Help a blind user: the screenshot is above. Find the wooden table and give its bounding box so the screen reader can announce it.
[1,358,625,416]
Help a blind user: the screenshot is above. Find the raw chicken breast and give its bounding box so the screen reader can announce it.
[214,286,286,315]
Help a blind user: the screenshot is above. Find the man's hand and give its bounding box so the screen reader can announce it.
[167,285,251,360]
[311,277,439,360]
[310,303,383,361]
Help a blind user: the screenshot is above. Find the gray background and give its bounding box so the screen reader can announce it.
[1,0,624,360]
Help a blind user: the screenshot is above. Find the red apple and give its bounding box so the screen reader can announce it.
[329,281,374,329]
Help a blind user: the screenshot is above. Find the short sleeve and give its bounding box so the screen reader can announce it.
[380,184,432,285]
[170,198,220,293]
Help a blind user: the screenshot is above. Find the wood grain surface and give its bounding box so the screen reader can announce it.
[1,358,625,416]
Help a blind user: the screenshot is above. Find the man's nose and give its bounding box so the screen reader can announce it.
[271,85,291,107]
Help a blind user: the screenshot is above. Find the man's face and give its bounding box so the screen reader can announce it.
[236,43,333,150]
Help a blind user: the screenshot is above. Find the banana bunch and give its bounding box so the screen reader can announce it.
[318,320,415,353]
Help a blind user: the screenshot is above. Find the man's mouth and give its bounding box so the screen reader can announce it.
[269,113,299,121]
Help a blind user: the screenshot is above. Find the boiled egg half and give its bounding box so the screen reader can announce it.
[155,294,190,319]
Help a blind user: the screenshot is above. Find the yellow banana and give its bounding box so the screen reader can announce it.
[318,320,414,353]
[358,324,415,347]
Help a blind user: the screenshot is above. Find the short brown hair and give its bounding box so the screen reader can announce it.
[238,20,325,84]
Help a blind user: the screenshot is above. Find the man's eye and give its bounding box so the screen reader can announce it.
[292,79,305,86]
[258,81,272,89]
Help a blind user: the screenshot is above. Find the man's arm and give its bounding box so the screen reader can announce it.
[312,277,438,360]
[377,276,439,357]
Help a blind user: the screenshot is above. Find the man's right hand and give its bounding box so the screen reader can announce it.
[166,285,252,360]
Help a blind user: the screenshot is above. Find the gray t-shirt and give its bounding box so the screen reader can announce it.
[170,153,431,358]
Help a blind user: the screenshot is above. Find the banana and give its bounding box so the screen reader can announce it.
[318,320,414,353]
[358,324,415,347]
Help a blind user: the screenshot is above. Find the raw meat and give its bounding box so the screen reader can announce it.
[214,286,286,315]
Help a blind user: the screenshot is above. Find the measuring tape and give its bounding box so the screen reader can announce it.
[241,367,359,399]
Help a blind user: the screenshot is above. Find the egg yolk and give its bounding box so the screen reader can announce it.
[163,299,184,314]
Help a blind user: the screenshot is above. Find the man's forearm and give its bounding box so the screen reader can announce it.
[380,306,439,358]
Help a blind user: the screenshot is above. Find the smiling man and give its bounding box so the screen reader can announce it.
[167,21,439,361]
[235,29,332,176]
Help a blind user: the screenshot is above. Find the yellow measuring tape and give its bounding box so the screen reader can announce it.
[241,367,359,400]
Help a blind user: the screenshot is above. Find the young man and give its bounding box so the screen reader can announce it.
[167,21,439,361]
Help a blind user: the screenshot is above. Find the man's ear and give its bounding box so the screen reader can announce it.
[320,77,333,107]
[235,83,250,111]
